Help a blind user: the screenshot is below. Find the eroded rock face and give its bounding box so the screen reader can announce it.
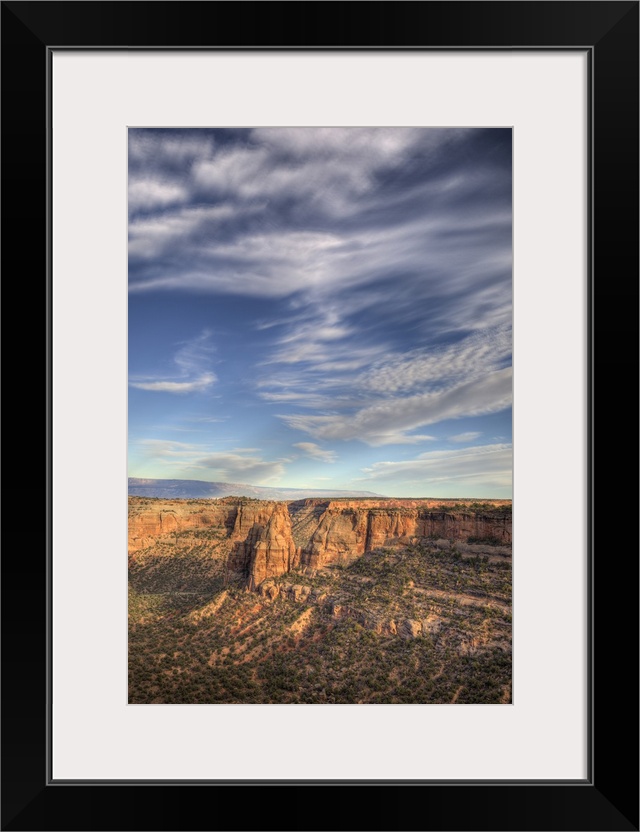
[128,496,511,590]
[257,580,280,601]
[229,503,285,577]
[128,501,237,553]
[398,619,423,639]
[279,583,312,603]
[304,508,369,568]
[293,501,511,570]
[245,504,300,591]
[324,604,440,640]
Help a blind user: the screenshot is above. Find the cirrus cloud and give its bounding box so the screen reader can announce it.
[449,431,482,443]
[129,330,217,395]
[135,439,288,484]
[130,373,216,394]
[359,444,512,493]
[282,367,512,446]
[293,442,338,463]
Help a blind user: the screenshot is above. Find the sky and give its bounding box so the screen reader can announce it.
[128,127,512,497]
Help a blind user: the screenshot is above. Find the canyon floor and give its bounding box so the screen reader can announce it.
[128,496,512,704]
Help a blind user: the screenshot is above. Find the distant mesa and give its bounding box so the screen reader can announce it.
[128,477,384,501]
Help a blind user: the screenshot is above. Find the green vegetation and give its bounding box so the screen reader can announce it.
[129,541,511,705]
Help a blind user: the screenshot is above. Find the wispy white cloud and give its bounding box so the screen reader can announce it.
[128,178,188,211]
[282,367,512,446]
[360,326,511,394]
[129,330,217,395]
[128,205,236,260]
[137,439,201,457]
[130,373,216,394]
[359,444,512,491]
[128,128,512,491]
[173,330,216,374]
[293,442,337,463]
[253,126,429,162]
[129,130,216,165]
[195,451,286,483]
[130,206,510,313]
[136,440,287,484]
[186,415,228,424]
[449,431,482,443]
[190,128,426,213]
[261,306,368,367]
[366,434,437,446]
[129,127,511,325]
[257,315,511,445]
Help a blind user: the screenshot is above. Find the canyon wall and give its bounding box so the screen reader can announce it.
[230,501,300,590]
[291,499,511,569]
[128,500,238,552]
[128,497,511,590]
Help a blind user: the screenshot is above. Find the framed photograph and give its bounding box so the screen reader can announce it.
[3,2,637,830]
[126,122,515,711]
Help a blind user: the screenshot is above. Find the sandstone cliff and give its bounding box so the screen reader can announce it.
[128,500,237,553]
[291,500,511,569]
[235,502,300,590]
[128,496,511,590]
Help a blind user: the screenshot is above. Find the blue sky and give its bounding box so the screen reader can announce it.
[128,128,512,497]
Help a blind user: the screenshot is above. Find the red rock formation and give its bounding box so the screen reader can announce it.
[128,500,237,553]
[227,502,285,576]
[128,496,511,590]
[304,507,369,567]
[294,501,511,570]
[244,503,300,591]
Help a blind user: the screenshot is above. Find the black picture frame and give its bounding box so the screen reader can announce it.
[2,2,638,830]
